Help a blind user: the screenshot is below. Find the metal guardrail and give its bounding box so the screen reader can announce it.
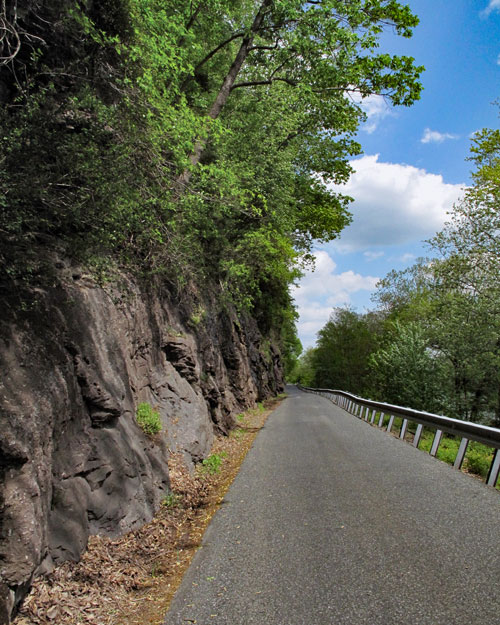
[298,385,500,488]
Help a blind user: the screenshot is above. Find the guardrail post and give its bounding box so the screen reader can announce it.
[487,449,500,487]
[371,409,376,424]
[454,437,469,469]
[387,415,395,433]
[413,424,423,448]
[378,412,385,428]
[430,429,443,457]
[400,419,408,439]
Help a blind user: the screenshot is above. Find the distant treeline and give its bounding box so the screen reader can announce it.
[291,124,500,427]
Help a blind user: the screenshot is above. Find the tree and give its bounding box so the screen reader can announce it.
[289,347,317,386]
[0,0,424,375]
[177,0,423,189]
[312,307,383,393]
[427,123,500,424]
[369,320,451,413]
[370,122,500,423]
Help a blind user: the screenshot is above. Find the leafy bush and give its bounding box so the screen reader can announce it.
[136,402,162,436]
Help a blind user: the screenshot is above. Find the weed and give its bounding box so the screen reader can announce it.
[189,305,206,327]
[162,493,183,509]
[199,452,227,475]
[230,427,245,441]
[136,402,162,436]
[166,327,185,338]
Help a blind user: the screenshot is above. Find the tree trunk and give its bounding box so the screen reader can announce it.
[175,0,273,193]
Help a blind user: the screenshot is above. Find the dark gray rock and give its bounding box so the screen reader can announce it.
[0,272,283,622]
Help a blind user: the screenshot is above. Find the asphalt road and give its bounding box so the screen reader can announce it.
[163,386,500,625]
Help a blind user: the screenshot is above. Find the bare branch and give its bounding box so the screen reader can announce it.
[0,15,21,65]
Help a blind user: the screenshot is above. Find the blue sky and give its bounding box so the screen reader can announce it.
[293,0,500,348]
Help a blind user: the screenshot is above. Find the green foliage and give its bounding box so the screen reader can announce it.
[162,493,183,509]
[1,0,423,378]
[288,347,317,386]
[435,436,461,466]
[136,402,162,436]
[465,442,494,478]
[369,320,451,413]
[281,313,303,379]
[311,307,383,394]
[199,452,227,475]
[229,427,246,441]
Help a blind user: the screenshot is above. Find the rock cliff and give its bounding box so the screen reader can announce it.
[0,269,283,623]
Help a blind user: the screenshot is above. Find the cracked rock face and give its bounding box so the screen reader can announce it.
[0,275,283,622]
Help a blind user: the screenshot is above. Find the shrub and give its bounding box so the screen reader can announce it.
[465,442,493,477]
[136,402,162,436]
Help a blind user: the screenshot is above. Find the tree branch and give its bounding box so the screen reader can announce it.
[194,31,246,73]
[231,76,298,90]
[248,42,279,52]
[186,3,202,31]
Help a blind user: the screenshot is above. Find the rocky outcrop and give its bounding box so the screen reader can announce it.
[0,270,283,622]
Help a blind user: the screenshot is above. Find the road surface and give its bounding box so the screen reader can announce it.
[164,386,500,625]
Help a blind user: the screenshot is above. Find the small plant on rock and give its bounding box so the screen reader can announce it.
[136,402,162,436]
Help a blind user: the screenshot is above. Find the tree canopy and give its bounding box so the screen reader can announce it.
[0,0,423,365]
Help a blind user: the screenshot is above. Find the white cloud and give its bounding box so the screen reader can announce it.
[349,93,393,134]
[363,250,385,261]
[400,253,416,263]
[481,0,500,17]
[292,251,379,347]
[497,53,500,65]
[360,94,392,134]
[328,154,464,252]
[421,128,459,144]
